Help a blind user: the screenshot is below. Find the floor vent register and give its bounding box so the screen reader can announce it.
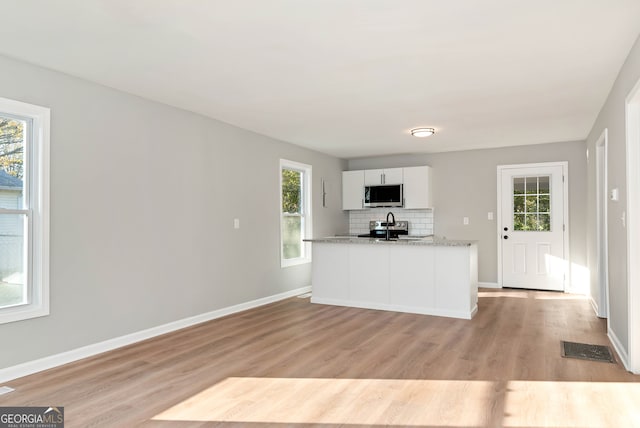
[561,340,615,363]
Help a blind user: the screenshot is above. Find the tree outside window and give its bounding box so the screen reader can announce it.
[0,116,26,309]
[280,160,311,267]
[0,97,50,324]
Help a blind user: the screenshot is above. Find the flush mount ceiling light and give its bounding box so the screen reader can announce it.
[410,127,435,138]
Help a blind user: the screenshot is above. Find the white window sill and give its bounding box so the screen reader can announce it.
[0,303,49,325]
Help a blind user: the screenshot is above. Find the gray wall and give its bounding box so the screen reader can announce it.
[585,33,640,354]
[348,140,587,285]
[0,54,348,368]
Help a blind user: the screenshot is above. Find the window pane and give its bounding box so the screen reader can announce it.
[514,214,525,231]
[538,214,551,231]
[282,216,302,259]
[538,176,550,194]
[525,195,537,212]
[539,195,550,213]
[282,169,302,214]
[513,195,525,213]
[525,177,537,194]
[513,177,525,195]
[0,116,25,209]
[0,213,27,308]
[525,214,538,231]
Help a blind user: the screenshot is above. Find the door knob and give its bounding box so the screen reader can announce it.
[503,227,508,231]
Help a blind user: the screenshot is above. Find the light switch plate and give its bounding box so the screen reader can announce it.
[463,217,469,225]
[611,188,619,201]
[487,212,494,220]
[233,218,240,229]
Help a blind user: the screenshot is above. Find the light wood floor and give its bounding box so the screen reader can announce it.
[2,288,639,427]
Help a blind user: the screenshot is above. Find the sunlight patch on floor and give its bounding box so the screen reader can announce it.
[478,291,530,299]
[478,290,588,301]
[504,381,640,427]
[152,377,640,427]
[153,378,494,426]
[533,293,589,301]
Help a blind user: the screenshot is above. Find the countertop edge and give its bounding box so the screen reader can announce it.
[304,238,476,247]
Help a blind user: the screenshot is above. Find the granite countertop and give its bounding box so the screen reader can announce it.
[304,236,475,247]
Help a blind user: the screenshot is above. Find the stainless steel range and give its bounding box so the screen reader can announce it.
[357,220,409,239]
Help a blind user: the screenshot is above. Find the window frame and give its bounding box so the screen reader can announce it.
[512,175,552,232]
[279,159,312,268]
[0,97,50,324]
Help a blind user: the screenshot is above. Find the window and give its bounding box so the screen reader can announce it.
[0,97,49,324]
[513,175,551,231]
[280,159,312,267]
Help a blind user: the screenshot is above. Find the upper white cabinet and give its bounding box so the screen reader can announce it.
[364,168,403,185]
[342,166,432,210]
[342,170,365,210]
[403,166,433,209]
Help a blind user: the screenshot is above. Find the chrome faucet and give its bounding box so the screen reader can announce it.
[385,211,395,241]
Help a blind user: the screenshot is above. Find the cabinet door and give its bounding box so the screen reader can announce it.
[403,166,432,209]
[383,168,403,184]
[342,170,365,210]
[364,169,384,185]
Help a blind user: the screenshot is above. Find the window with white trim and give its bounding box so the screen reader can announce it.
[280,159,312,267]
[0,97,49,324]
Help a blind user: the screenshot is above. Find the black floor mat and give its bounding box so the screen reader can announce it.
[561,340,615,363]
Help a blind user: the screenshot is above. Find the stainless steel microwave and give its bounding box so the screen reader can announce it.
[364,184,404,208]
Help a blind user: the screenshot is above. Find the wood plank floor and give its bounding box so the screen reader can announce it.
[2,288,639,427]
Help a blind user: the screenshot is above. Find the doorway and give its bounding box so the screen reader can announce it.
[497,162,569,291]
[595,129,609,318]
[626,77,640,373]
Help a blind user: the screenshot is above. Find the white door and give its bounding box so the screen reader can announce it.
[499,163,567,291]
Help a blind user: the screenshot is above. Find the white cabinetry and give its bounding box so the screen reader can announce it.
[342,170,365,210]
[342,165,432,210]
[364,168,403,185]
[403,165,433,209]
[310,241,478,319]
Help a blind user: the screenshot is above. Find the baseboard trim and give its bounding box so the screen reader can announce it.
[589,296,604,318]
[589,296,598,314]
[0,286,311,384]
[608,326,630,371]
[478,282,500,289]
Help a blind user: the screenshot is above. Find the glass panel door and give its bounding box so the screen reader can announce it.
[513,176,551,231]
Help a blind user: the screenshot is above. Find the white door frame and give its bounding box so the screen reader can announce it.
[625,77,640,374]
[497,162,570,289]
[595,129,609,318]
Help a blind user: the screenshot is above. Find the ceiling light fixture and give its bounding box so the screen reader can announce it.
[410,127,435,138]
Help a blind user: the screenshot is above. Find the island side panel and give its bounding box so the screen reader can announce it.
[389,245,436,311]
[434,245,477,319]
[469,244,479,311]
[311,243,350,302]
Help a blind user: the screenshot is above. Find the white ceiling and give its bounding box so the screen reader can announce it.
[1,1,639,159]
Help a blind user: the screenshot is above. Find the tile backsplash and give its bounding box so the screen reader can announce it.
[349,208,434,236]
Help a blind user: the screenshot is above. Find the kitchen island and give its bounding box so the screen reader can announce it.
[306,237,478,319]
